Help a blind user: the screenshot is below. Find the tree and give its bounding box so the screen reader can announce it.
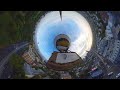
[9,54,26,79]
[0,11,43,47]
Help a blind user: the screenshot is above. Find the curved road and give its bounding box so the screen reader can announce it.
[0,42,29,77]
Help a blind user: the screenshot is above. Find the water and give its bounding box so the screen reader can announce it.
[34,11,93,61]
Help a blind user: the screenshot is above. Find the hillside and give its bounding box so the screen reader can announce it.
[0,11,43,48]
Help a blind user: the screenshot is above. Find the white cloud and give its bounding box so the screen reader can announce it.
[34,11,93,61]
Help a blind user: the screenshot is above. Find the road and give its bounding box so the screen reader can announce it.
[0,42,29,78]
[91,49,120,79]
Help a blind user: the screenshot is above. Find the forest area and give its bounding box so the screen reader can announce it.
[0,11,44,48]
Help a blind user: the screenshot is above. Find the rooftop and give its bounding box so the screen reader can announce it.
[46,51,83,71]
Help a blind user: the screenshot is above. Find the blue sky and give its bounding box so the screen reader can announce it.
[37,19,81,60]
[35,11,93,61]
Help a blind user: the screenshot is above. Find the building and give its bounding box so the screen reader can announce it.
[111,25,120,40]
[105,24,113,40]
[114,50,120,65]
[108,40,120,62]
[22,51,34,65]
[24,63,45,78]
[118,31,120,40]
[46,51,83,71]
[22,45,41,67]
[60,71,72,79]
[99,11,109,24]
[97,37,108,55]
[46,34,85,71]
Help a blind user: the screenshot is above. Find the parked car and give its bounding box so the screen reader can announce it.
[108,72,113,76]
[91,66,98,71]
[90,69,103,79]
[116,73,120,78]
